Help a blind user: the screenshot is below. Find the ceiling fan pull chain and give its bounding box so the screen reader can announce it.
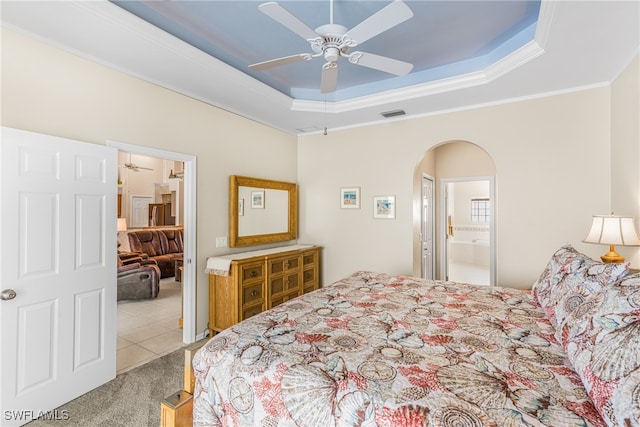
[323,95,328,136]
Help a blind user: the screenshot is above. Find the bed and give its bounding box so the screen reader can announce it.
[192,245,640,426]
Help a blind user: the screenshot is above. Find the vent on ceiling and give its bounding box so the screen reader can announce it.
[381,109,406,118]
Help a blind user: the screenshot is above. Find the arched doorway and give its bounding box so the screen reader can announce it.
[413,141,496,285]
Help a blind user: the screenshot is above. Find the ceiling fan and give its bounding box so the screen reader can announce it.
[120,154,153,172]
[249,0,414,93]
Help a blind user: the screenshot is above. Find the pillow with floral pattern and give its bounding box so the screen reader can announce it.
[532,245,629,337]
[561,272,640,426]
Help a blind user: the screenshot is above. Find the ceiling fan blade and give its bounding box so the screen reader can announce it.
[320,62,338,93]
[249,53,312,71]
[345,0,413,45]
[349,51,413,76]
[258,2,319,41]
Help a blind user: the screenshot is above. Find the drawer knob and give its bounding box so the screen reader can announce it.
[251,271,258,277]
[250,290,258,297]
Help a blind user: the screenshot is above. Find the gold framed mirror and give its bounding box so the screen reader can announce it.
[229,175,298,247]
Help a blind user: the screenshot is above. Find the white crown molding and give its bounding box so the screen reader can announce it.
[535,0,558,48]
[292,39,546,114]
[300,79,612,137]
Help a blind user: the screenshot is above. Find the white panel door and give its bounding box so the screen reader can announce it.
[421,175,435,280]
[0,127,117,426]
[130,196,152,228]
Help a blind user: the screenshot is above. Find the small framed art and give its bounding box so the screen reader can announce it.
[373,195,395,219]
[340,187,360,209]
[251,190,265,209]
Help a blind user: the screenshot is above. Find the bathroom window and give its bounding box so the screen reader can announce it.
[471,198,490,223]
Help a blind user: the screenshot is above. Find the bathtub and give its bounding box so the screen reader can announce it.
[448,239,490,267]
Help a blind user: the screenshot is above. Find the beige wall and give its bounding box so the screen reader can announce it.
[432,141,496,179]
[611,54,640,267]
[1,28,298,335]
[298,86,619,289]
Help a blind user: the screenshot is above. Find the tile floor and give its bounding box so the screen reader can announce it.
[448,262,490,286]
[117,277,184,374]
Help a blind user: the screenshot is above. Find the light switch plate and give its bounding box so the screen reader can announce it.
[215,236,228,248]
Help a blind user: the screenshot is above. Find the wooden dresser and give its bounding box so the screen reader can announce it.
[207,245,320,333]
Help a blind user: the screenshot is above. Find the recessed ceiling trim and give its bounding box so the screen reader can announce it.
[110,0,543,104]
[535,0,559,48]
[289,2,557,115]
[483,40,546,82]
[291,39,545,114]
[300,79,613,137]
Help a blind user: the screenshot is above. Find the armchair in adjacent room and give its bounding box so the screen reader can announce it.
[117,254,161,301]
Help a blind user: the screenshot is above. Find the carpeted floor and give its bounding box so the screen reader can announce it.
[28,346,186,426]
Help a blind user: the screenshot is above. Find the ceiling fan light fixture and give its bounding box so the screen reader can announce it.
[324,46,340,63]
[381,109,406,118]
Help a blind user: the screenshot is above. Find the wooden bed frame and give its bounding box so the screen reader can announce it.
[160,340,205,427]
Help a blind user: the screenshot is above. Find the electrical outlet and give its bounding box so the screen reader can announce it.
[216,236,228,248]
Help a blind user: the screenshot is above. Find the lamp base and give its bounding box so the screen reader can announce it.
[600,248,625,263]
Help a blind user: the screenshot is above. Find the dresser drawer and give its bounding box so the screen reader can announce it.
[242,303,264,320]
[240,261,264,285]
[269,273,300,296]
[269,255,300,275]
[242,283,263,305]
[270,291,298,308]
[302,251,317,267]
[302,267,317,293]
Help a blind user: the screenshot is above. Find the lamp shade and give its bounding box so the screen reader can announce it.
[583,215,640,246]
[117,217,128,232]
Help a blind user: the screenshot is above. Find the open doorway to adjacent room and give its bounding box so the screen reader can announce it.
[442,178,492,285]
[413,140,496,286]
[108,141,196,374]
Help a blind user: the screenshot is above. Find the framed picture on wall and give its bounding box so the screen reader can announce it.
[340,187,360,209]
[251,190,265,209]
[373,195,395,219]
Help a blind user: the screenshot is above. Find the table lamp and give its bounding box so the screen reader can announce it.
[583,213,640,263]
[117,217,128,250]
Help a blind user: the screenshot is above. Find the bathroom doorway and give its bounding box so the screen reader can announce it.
[442,178,493,286]
[413,140,496,285]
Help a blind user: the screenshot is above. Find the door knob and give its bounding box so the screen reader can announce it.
[1,289,17,301]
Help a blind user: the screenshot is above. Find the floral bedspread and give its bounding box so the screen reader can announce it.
[193,271,604,426]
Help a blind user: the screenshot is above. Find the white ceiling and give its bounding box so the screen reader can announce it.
[1,1,639,136]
